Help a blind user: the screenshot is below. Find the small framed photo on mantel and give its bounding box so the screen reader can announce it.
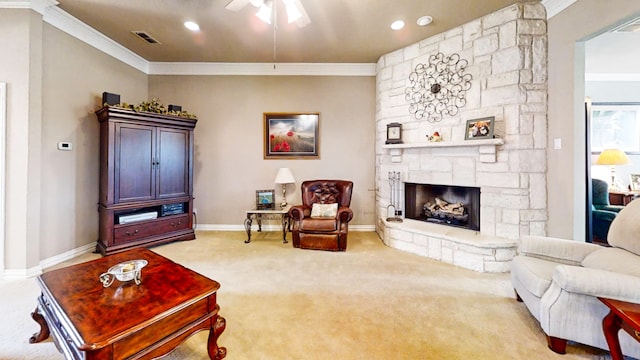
[464,116,495,140]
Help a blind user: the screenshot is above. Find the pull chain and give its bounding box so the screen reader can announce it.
[273,1,277,69]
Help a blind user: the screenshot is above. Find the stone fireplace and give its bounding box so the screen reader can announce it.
[405,183,480,231]
[374,3,548,273]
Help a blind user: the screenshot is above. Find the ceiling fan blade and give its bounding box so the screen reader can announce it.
[292,0,311,27]
[225,0,252,11]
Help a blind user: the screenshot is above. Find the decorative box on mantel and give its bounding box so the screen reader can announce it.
[382,138,504,163]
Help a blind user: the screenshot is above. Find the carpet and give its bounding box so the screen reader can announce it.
[0,231,619,359]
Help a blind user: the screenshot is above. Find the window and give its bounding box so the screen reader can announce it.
[591,102,640,153]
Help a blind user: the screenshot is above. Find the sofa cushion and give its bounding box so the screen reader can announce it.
[581,247,640,278]
[607,199,640,256]
[511,256,556,298]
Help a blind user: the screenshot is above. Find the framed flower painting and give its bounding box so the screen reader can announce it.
[264,112,319,159]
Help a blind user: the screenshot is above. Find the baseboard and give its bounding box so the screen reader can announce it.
[195,224,376,232]
[1,242,96,280]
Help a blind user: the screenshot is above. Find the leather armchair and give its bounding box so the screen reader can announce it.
[288,180,354,251]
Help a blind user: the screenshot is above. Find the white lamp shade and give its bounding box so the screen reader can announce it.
[596,148,630,165]
[274,168,295,184]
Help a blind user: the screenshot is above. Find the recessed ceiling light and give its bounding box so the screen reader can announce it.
[391,20,405,31]
[184,21,200,32]
[417,16,433,26]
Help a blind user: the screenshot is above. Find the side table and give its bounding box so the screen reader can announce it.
[608,191,640,206]
[244,205,291,244]
[599,297,640,360]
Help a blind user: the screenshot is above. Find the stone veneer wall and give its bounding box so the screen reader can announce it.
[374,2,548,272]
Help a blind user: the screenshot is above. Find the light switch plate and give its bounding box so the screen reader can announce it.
[553,138,562,150]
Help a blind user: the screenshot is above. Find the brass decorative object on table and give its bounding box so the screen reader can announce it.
[99,259,148,287]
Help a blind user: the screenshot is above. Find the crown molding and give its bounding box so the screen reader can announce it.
[0,0,58,15]
[541,0,577,19]
[148,62,376,76]
[42,4,149,73]
[586,73,640,82]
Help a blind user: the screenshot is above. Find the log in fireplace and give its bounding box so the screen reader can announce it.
[404,183,480,231]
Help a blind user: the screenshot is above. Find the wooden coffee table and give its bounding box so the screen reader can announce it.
[29,248,226,359]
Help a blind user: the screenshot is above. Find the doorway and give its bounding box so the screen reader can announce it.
[584,19,640,243]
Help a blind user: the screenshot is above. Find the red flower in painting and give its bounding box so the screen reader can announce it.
[282,143,291,152]
[274,144,281,151]
[287,131,294,137]
[270,134,275,140]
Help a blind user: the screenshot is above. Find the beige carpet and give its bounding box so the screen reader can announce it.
[0,231,621,359]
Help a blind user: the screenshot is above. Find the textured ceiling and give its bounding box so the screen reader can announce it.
[56,0,535,63]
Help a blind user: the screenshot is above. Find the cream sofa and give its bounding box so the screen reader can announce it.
[511,199,640,358]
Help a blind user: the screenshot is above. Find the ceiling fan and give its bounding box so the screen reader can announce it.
[225,0,311,28]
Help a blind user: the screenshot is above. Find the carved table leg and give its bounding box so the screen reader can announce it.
[281,214,289,244]
[244,215,253,243]
[29,305,50,343]
[256,214,262,232]
[602,310,624,360]
[207,315,227,360]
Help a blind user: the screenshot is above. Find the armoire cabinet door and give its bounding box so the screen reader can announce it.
[157,128,190,199]
[114,123,156,203]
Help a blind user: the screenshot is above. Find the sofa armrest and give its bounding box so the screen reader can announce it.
[553,265,640,303]
[517,235,601,265]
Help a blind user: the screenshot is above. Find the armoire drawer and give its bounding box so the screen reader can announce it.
[114,215,190,244]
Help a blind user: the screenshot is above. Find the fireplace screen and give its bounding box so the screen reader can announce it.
[404,183,480,231]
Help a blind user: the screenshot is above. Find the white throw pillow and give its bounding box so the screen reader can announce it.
[310,203,338,218]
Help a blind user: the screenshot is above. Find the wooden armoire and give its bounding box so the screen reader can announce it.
[96,106,196,255]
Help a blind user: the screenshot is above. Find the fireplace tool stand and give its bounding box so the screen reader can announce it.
[386,171,403,222]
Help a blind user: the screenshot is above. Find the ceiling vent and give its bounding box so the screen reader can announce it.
[131,31,161,44]
[610,17,640,33]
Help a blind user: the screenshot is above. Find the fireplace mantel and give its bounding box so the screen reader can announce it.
[383,138,504,163]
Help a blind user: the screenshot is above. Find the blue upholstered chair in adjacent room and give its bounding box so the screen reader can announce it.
[591,178,622,243]
[592,178,624,213]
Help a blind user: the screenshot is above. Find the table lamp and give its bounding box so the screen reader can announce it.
[274,168,295,208]
[596,148,630,191]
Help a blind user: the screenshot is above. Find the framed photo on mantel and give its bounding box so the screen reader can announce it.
[464,116,495,140]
